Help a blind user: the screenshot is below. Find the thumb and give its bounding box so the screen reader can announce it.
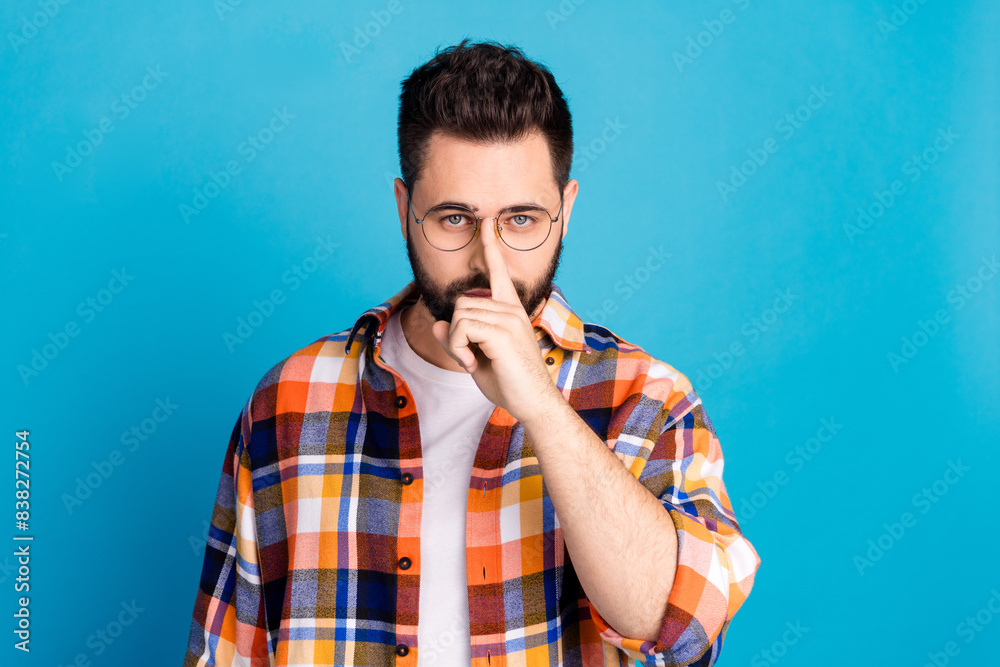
[431,320,450,350]
[432,320,469,371]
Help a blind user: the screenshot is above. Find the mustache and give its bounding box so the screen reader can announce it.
[453,276,491,293]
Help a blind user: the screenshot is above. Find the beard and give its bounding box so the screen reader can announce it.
[405,228,563,324]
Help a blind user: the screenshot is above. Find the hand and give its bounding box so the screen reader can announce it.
[430,223,559,422]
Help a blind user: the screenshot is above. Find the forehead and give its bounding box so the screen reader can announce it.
[416,129,558,200]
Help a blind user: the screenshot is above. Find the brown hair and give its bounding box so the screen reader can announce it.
[397,38,573,191]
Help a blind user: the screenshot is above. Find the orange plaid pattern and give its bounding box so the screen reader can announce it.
[183,280,760,666]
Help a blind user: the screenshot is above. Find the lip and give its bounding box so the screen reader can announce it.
[463,289,492,298]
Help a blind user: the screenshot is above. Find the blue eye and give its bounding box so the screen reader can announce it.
[503,213,540,229]
[440,213,472,227]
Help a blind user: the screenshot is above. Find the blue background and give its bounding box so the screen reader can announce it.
[2,1,998,665]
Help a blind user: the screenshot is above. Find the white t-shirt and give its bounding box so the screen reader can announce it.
[377,304,498,666]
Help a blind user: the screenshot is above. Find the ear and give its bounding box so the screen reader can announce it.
[394,178,409,242]
[559,178,579,240]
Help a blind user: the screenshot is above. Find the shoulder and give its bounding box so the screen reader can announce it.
[579,321,703,427]
[244,327,360,424]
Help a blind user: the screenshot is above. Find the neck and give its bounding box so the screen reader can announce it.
[398,299,466,373]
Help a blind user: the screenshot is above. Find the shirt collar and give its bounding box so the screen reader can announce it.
[345,280,588,355]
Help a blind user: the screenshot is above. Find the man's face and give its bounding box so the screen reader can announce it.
[395,129,577,324]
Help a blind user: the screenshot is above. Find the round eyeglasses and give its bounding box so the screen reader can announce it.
[406,185,564,252]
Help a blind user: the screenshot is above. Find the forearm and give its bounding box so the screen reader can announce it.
[519,387,678,642]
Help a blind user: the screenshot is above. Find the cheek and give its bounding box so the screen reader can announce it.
[434,259,473,286]
[512,258,543,280]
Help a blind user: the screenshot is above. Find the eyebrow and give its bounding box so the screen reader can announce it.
[428,201,551,214]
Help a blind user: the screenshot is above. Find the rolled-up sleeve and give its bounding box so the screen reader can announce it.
[584,364,761,666]
[183,399,271,666]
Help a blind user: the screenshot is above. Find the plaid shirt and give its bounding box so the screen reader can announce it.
[183,280,760,667]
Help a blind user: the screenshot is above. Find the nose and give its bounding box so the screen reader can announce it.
[472,216,504,249]
[466,218,506,275]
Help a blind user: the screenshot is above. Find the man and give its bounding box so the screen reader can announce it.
[183,39,759,667]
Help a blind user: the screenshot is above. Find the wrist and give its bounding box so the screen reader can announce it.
[518,382,568,433]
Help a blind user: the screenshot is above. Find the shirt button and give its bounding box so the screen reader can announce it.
[396,643,409,656]
[396,396,407,408]
[545,356,555,365]
[398,556,411,570]
[401,472,413,485]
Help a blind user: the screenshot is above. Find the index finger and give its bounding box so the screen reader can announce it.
[482,219,521,307]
